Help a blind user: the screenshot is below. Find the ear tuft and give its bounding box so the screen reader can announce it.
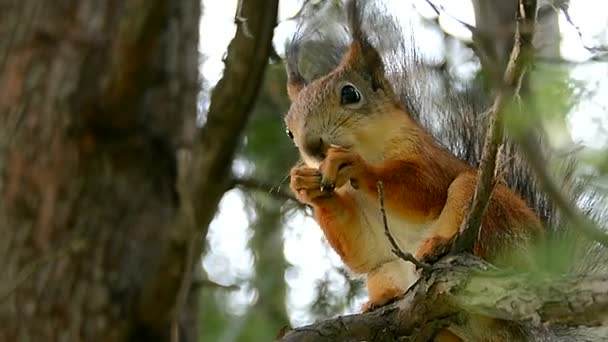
[287,70,306,101]
[284,0,350,102]
[285,32,307,101]
[345,0,364,44]
[344,0,387,89]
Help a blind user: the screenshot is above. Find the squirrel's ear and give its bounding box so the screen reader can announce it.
[343,0,391,93]
[287,71,306,101]
[285,38,308,101]
[342,40,388,92]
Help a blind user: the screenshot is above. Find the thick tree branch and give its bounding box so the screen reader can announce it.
[455,261,608,326]
[280,254,608,341]
[139,0,279,335]
[280,256,465,342]
[187,0,279,235]
[453,0,536,253]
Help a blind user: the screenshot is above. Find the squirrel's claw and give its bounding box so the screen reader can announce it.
[320,147,365,191]
[415,236,454,264]
[319,181,335,193]
[290,166,330,203]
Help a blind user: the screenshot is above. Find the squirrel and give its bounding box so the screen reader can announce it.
[284,0,544,316]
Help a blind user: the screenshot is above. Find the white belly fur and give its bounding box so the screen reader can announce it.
[345,188,435,276]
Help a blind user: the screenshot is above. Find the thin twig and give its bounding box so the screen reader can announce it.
[559,2,608,54]
[421,0,477,34]
[170,239,196,342]
[494,146,519,186]
[452,0,533,253]
[376,181,430,271]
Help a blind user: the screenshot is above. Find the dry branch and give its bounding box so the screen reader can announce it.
[508,0,608,247]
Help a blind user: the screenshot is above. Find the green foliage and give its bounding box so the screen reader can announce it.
[504,63,576,142]
[199,289,233,341]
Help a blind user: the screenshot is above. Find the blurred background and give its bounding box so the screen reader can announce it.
[198,0,608,341]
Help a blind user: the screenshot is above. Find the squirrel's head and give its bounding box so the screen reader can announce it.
[284,1,411,168]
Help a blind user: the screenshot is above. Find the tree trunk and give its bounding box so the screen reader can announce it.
[0,0,199,340]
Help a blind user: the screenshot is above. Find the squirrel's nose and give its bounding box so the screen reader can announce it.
[303,136,327,161]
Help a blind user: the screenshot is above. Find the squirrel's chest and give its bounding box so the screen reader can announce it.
[341,189,435,273]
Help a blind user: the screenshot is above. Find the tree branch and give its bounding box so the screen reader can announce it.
[453,0,536,253]
[187,0,279,233]
[280,254,608,341]
[140,0,279,334]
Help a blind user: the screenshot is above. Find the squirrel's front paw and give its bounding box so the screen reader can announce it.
[290,165,331,204]
[416,236,453,264]
[319,146,367,191]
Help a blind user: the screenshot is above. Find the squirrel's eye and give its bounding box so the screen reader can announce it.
[286,129,294,140]
[340,84,361,105]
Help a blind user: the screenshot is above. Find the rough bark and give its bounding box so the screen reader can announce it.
[0,0,225,340]
[0,0,200,340]
[0,0,281,338]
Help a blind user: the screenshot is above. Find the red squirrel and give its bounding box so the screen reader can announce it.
[285,0,543,315]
